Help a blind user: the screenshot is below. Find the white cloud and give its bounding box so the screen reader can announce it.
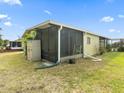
[7,17,11,20]
[0,13,12,27]
[108,29,115,32]
[0,14,11,22]
[4,21,12,26]
[0,0,22,6]
[0,14,8,20]
[118,14,124,18]
[108,29,121,33]
[44,10,52,15]
[101,16,114,23]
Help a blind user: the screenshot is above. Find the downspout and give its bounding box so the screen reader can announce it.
[57,25,63,63]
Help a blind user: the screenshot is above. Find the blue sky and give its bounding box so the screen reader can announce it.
[0,0,124,40]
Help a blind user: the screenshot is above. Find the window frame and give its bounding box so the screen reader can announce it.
[87,37,91,44]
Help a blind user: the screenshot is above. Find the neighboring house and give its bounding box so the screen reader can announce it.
[9,41,23,50]
[23,20,109,62]
[111,38,124,51]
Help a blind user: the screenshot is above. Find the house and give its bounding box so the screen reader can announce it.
[23,20,109,62]
[9,41,23,50]
[111,38,124,51]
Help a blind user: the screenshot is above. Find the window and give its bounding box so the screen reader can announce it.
[12,42,16,47]
[17,42,22,47]
[87,37,91,44]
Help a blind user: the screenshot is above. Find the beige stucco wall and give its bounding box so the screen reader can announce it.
[83,33,100,56]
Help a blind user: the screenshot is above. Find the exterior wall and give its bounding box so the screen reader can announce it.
[83,33,100,56]
[10,47,23,50]
[61,54,82,62]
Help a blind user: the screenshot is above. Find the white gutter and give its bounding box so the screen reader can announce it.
[57,25,63,63]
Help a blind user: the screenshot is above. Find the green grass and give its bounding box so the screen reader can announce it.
[0,52,124,93]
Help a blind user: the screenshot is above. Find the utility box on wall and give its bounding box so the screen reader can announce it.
[27,40,41,61]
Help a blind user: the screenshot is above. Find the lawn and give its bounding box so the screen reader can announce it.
[0,52,124,93]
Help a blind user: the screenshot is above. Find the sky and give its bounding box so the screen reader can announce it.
[0,0,124,40]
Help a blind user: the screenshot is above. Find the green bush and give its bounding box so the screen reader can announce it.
[106,44,111,52]
[99,48,106,55]
[118,47,124,52]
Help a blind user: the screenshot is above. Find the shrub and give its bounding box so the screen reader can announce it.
[118,47,124,52]
[106,44,111,52]
[99,47,106,55]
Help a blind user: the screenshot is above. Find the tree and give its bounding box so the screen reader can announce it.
[21,30,37,56]
[0,27,2,40]
[0,39,3,46]
[3,39,9,47]
[0,27,3,47]
[22,30,37,43]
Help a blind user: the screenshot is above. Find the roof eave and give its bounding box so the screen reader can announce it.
[22,20,109,39]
